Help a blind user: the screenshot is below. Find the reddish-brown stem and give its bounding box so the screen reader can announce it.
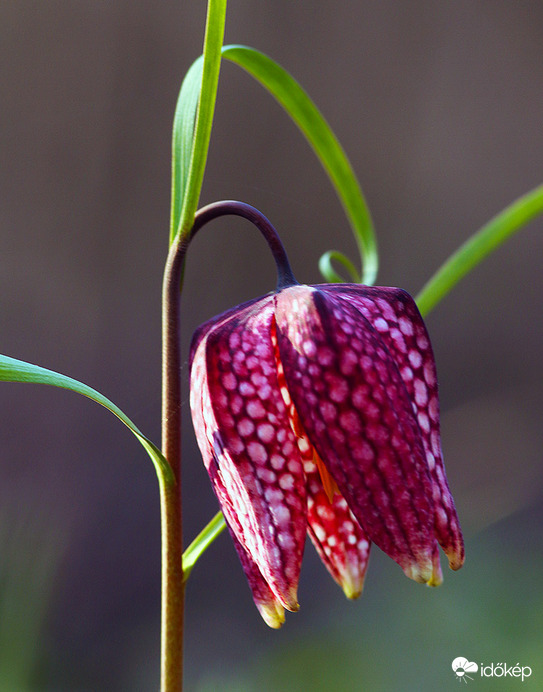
[160,234,189,692]
[158,200,293,690]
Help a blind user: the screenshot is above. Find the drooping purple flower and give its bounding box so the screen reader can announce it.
[189,281,464,627]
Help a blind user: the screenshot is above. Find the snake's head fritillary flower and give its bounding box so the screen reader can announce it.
[188,202,464,628]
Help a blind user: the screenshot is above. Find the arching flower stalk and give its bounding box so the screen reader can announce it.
[188,201,464,628]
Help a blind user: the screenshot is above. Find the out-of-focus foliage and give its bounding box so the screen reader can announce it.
[0,505,65,692]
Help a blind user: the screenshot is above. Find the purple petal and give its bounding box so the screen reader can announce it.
[273,333,370,598]
[189,297,307,611]
[217,493,286,628]
[320,284,464,571]
[275,285,436,583]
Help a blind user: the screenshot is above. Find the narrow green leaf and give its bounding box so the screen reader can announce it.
[170,57,204,244]
[222,44,378,286]
[182,510,226,581]
[416,184,543,317]
[170,0,227,245]
[318,250,361,283]
[0,354,173,485]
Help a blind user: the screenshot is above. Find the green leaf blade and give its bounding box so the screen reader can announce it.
[170,0,227,246]
[222,44,378,285]
[0,354,173,485]
[416,184,543,316]
[170,57,204,245]
[182,510,226,581]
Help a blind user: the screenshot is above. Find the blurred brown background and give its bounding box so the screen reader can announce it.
[1,2,542,690]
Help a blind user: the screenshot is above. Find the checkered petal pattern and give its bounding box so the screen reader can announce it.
[189,282,464,626]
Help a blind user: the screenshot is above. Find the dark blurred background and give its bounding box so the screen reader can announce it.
[1,2,543,690]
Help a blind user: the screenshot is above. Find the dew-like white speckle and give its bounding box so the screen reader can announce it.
[229,332,241,349]
[367,424,387,443]
[251,372,265,387]
[257,423,275,443]
[283,442,295,457]
[339,349,358,376]
[264,487,284,504]
[408,350,423,369]
[329,377,349,403]
[279,473,295,490]
[321,401,337,422]
[390,329,407,352]
[238,418,255,437]
[317,504,334,520]
[255,342,270,357]
[247,399,266,419]
[318,346,334,367]
[297,436,310,453]
[270,454,285,470]
[414,379,428,406]
[339,410,361,433]
[400,366,414,382]
[239,381,255,396]
[257,384,272,401]
[314,525,326,542]
[247,441,267,464]
[352,384,369,408]
[288,460,302,474]
[277,532,294,549]
[303,340,317,357]
[222,373,237,391]
[374,317,389,332]
[399,316,414,336]
[274,505,291,526]
[352,441,374,462]
[257,468,276,483]
[229,437,245,455]
[423,362,436,387]
[417,412,430,433]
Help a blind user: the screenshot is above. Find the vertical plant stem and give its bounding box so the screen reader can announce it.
[160,2,226,687]
[160,237,189,692]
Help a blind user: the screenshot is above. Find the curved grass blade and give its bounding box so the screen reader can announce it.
[182,510,226,581]
[319,250,361,283]
[0,354,173,485]
[222,44,378,286]
[170,0,227,245]
[416,184,543,317]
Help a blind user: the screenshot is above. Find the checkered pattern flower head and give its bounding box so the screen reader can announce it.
[188,203,464,628]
